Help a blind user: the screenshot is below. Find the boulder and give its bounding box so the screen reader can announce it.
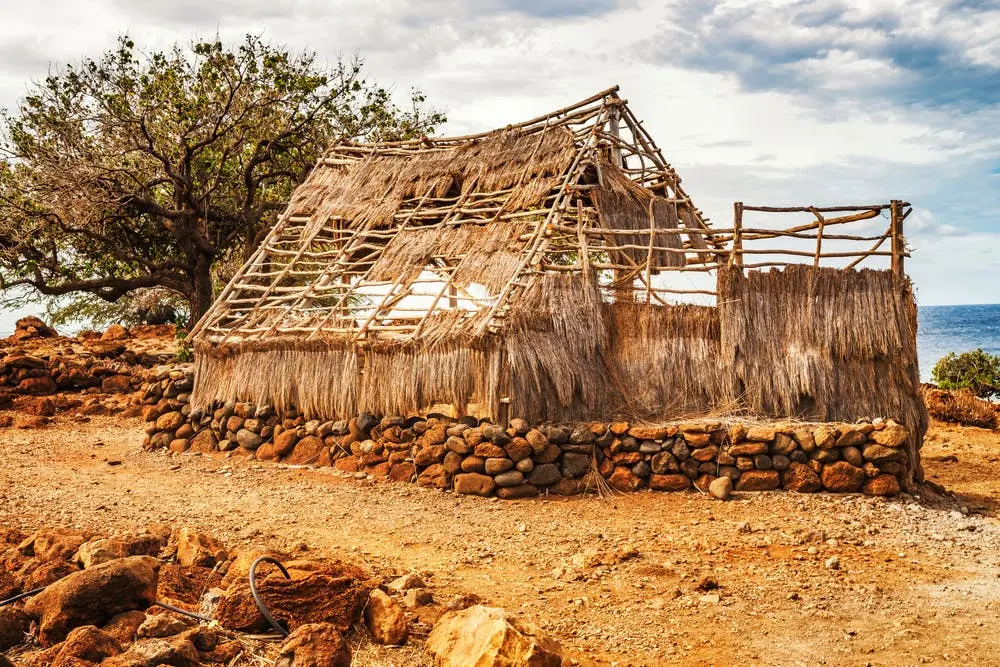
[729,442,768,456]
[215,569,374,634]
[172,528,226,567]
[274,623,351,667]
[154,411,185,433]
[649,451,679,474]
[364,589,408,645]
[648,474,691,491]
[0,606,31,651]
[23,560,80,591]
[840,445,864,468]
[863,474,901,497]
[607,467,643,492]
[235,428,262,450]
[504,438,533,462]
[416,464,450,490]
[136,613,192,638]
[496,484,539,500]
[76,535,161,569]
[835,428,867,448]
[821,461,865,492]
[23,555,159,646]
[101,635,201,667]
[53,625,122,663]
[493,470,524,487]
[286,436,327,464]
[871,423,907,447]
[560,452,591,479]
[745,426,776,442]
[388,462,416,483]
[734,470,780,491]
[20,527,87,562]
[426,605,562,667]
[484,457,514,475]
[526,463,562,487]
[100,610,147,645]
[780,463,822,493]
[862,443,905,462]
[454,473,496,497]
[771,433,797,455]
[709,476,733,500]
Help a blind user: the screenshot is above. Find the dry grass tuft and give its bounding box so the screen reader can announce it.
[922,385,998,430]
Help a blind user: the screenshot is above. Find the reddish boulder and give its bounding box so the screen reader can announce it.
[0,606,31,651]
[275,622,351,667]
[496,484,539,500]
[648,474,691,491]
[863,474,901,497]
[216,569,374,634]
[454,473,496,497]
[387,462,416,483]
[23,555,159,646]
[172,528,227,568]
[416,464,450,490]
[734,470,780,491]
[821,462,865,493]
[780,462,822,493]
[20,527,87,562]
[607,467,643,492]
[100,375,132,394]
[286,436,327,465]
[53,625,123,663]
[273,429,300,457]
[18,375,57,395]
[364,589,408,645]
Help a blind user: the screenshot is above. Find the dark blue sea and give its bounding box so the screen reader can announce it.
[917,304,1000,382]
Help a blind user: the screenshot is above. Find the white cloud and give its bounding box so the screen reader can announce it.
[0,0,996,308]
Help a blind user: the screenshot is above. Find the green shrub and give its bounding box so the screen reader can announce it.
[931,349,1000,399]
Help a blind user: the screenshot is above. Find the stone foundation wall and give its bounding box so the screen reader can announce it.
[141,369,911,498]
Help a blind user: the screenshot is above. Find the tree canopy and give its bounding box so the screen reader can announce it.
[0,35,444,326]
[932,348,1000,400]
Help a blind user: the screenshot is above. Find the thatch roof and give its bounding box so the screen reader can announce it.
[189,86,721,347]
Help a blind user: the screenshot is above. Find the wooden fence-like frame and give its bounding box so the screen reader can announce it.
[538,200,911,305]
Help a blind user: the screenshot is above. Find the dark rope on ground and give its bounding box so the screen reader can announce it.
[0,586,45,608]
[249,556,291,637]
[149,600,214,623]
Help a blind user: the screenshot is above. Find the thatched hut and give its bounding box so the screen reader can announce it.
[189,86,926,481]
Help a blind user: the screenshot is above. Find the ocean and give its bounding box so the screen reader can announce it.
[917,304,1000,382]
[2,303,999,383]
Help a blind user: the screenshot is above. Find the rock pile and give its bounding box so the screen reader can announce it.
[0,318,177,427]
[0,526,561,667]
[141,369,911,498]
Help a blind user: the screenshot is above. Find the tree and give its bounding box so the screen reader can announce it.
[0,35,444,326]
[931,349,1000,400]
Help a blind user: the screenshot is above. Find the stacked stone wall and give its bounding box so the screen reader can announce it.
[141,369,910,498]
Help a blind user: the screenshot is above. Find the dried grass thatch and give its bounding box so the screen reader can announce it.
[718,265,928,482]
[289,127,577,231]
[604,301,722,418]
[922,385,998,430]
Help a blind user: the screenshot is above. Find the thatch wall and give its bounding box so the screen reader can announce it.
[717,266,927,481]
[603,302,722,418]
[192,266,925,481]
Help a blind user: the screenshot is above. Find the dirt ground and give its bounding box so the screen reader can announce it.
[1,414,998,666]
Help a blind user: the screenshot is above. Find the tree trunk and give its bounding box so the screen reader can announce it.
[188,252,215,329]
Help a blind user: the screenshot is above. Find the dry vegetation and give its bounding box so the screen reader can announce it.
[922,385,998,430]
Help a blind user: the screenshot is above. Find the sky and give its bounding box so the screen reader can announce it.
[0,0,998,335]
